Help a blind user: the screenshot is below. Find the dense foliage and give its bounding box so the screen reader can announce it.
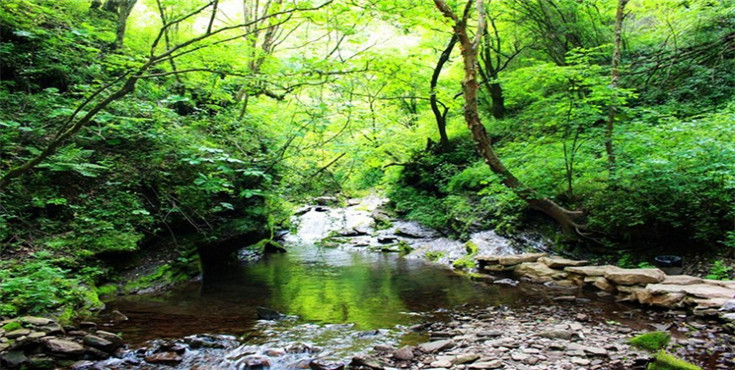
[1,0,734,317]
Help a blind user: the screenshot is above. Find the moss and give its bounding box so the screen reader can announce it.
[465,240,479,254]
[96,284,117,298]
[629,331,671,351]
[425,251,445,262]
[2,321,22,331]
[452,255,477,270]
[397,241,413,254]
[647,351,701,370]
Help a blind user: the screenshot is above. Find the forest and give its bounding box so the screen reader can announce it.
[1,0,734,369]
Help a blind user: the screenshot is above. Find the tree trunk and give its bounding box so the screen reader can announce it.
[488,81,505,119]
[434,0,583,232]
[606,0,629,174]
[113,0,137,50]
[430,35,457,149]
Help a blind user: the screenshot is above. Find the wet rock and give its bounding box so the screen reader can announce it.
[393,346,414,361]
[604,268,666,285]
[70,360,96,369]
[1,351,27,367]
[264,348,286,357]
[350,355,384,369]
[309,358,345,370]
[256,306,285,320]
[418,339,453,353]
[85,346,110,359]
[95,330,124,347]
[79,322,97,330]
[377,236,397,244]
[146,351,183,365]
[83,334,115,352]
[37,323,64,336]
[110,310,128,322]
[44,338,85,355]
[394,222,437,239]
[314,196,339,205]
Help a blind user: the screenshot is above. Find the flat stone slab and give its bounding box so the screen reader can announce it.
[418,339,453,353]
[565,265,621,277]
[704,280,735,289]
[604,268,666,285]
[498,253,548,266]
[44,339,85,355]
[538,256,588,268]
[646,284,735,299]
[662,275,703,285]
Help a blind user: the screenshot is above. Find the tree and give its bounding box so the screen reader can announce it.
[0,1,334,190]
[99,0,138,50]
[429,35,457,149]
[433,0,583,232]
[605,0,629,173]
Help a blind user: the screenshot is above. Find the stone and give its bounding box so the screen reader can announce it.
[111,310,128,322]
[640,292,687,308]
[538,256,588,268]
[309,359,345,370]
[565,265,622,277]
[37,323,64,336]
[662,275,703,285]
[393,346,414,361]
[583,346,608,356]
[498,253,548,266]
[45,338,86,355]
[485,265,516,272]
[476,255,502,264]
[79,321,97,330]
[265,348,286,357]
[430,359,453,368]
[145,352,183,365]
[647,284,735,299]
[5,329,31,339]
[257,306,284,320]
[571,357,591,365]
[95,330,124,347]
[2,351,28,367]
[468,360,503,369]
[20,316,53,326]
[349,355,384,369]
[590,277,616,293]
[604,268,666,285]
[70,360,96,370]
[513,262,568,283]
[539,330,573,340]
[511,352,530,362]
[493,278,519,286]
[83,334,115,352]
[28,331,46,339]
[418,339,453,353]
[704,280,735,289]
[453,353,480,364]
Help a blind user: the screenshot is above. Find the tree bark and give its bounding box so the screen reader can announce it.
[107,0,137,50]
[434,0,583,232]
[488,82,505,119]
[606,0,629,174]
[430,35,457,149]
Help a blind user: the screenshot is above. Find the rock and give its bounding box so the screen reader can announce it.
[85,346,110,359]
[513,262,568,283]
[498,253,548,266]
[469,360,504,369]
[704,280,735,289]
[640,292,686,308]
[83,334,115,352]
[79,321,97,330]
[393,346,414,361]
[256,306,285,320]
[590,277,616,293]
[604,268,666,285]
[45,338,86,355]
[511,352,530,362]
[583,346,608,356]
[146,352,183,365]
[349,355,384,369]
[647,284,735,299]
[5,329,31,339]
[394,222,437,239]
[565,265,621,277]
[314,196,339,205]
[110,310,128,322]
[453,353,480,364]
[663,275,704,285]
[418,339,453,353]
[70,360,96,369]
[377,236,397,244]
[720,299,735,312]
[2,351,27,367]
[538,256,588,268]
[265,348,286,357]
[37,323,64,336]
[430,359,453,368]
[571,357,591,366]
[20,316,53,326]
[539,330,573,340]
[95,330,124,347]
[27,331,46,339]
[309,358,345,370]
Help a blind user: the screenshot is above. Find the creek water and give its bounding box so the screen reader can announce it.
[95,199,651,368]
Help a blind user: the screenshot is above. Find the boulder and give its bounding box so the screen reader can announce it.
[662,275,703,285]
[44,338,86,356]
[646,283,735,299]
[393,346,414,361]
[513,262,568,283]
[538,256,588,268]
[20,316,53,326]
[604,268,666,285]
[640,292,686,308]
[83,334,115,352]
[565,265,621,277]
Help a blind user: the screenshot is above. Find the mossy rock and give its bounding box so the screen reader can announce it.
[647,351,701,370]
[629,331,671,351]
[2,321,22,331]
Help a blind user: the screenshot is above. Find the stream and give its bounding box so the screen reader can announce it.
[92,196,684,369]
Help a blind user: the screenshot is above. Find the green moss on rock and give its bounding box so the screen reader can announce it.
[647,351,701,370]
[629,331,671,351]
